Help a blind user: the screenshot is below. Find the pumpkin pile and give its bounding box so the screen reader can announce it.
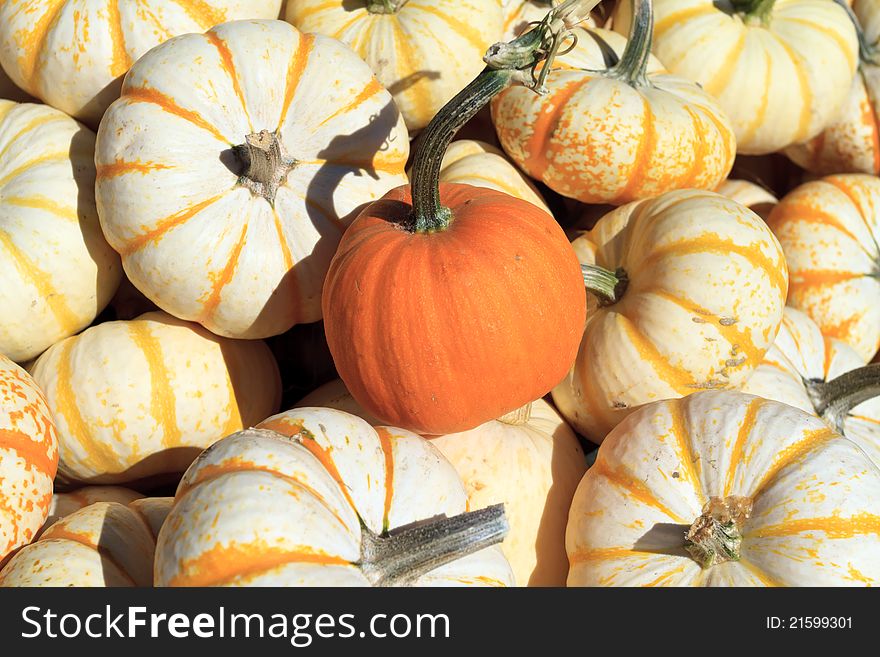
[0,0,878,588]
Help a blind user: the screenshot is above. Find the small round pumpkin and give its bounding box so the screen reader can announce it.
[40,486,144,537]
[742,307,880,467]
[155,409,514,586]
[95,19,409,339]
[766,174,880,362]
[715,179,777,220]
[567,390,880,586]
[492,1,736,205]
[0,100,121,363]
[0,1,283,127]
[553,189,788,442]
[613,0,859,155]
[300,379,588,586]
[29,311,281,484]
[323,17,587,435]
[0,355,59,562]
[286,0,504,132]
[0,499,172,587]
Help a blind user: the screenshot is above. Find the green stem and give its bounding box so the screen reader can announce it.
[581,264,628,306]
[808,363,880,435]
[607,0,654,86]
[360,504,509,586]
[409,0,593,232]
[684,496,752,569]
[366,0,400,14]
[730,0,776,26]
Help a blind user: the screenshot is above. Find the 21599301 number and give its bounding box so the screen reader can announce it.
[766,617,852,629]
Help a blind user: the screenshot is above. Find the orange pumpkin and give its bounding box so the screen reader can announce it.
[322,9,587,434]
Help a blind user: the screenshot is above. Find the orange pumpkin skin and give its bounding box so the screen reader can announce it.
[322,183,586,435]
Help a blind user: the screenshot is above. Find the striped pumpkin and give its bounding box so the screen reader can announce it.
[286,0,503,132]
[299,379,588,587]
[155,409,514,586]
[0,498,172,587]
[552,189,788,442]
[0,100,121,363]
[0,355,59,562]
[766,174,880,362]
[40,485,144,537]
[435,140,550,213]
[612,0,859,155]
[567,390,880,586]
[0,1,283,127]
[491,12,736,205]
[95,19,409,339]
[715,179,777,219]
[29,311,281,484]
[742,307,880,467]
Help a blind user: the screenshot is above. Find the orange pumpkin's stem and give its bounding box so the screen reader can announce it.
[408,0,594,232]
[809,363,880,435]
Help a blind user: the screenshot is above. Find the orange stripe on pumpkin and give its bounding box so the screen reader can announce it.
[126,322,181,450]
[0,113,66,161]
[523,77,589,181]
[617,315,695,395]
[117,192,226,256]
[749,513,880,540]
[775,38,813,143]
[0,428,55,478]
[614,94,656,204]
[376,428,395,533]
[750,427,835,497]
[653,5,717,38]
[106,0,132,77]
[278,33,315,129]
[702,29,746,98]
[667,403,705,503]
[2,195,77,221]
[317,78,383,128]
[124,86,229,144]
[591,456,688,524]
[96,159,173,179]
[170,0,227,28]
[405,3,488,52]
[39,526,138,585]
[723,396,763,497]
[197,219,248,323]
[13,0,66,91]
[0,151,68,188]
[205,30,252,132]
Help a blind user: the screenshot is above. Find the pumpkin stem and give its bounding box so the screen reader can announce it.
[360,503,509,586]
[581,263,628,306]
[236,130,296,205]
[607,0,653,86]
[730,0,776,26]
[498,402,533,425]
[408,0,598,232]
[807,363,880,435]
[834,0,880,65]
[684,496,753,569]
[366,0,401,14]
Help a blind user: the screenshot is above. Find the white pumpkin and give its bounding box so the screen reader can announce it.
[155,408,514,586]
[0,1,283,127]
[30,311,281,484]
[0,498,173,587]
[40,485,144,537]
[567,390,880,586]
[715,179,777,219]
[0,100,121,363]
[95,19,409,339]
[286,0,504,131]
[742,307,880,467]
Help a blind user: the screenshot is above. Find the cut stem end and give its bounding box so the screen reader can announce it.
[684,496,752,569]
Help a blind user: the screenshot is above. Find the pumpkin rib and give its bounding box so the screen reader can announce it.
[0,151,68,188]
[316,77,384,129]
[0,429,55,479]
[771,199,873,260]
[389,17,432,124]
[406,3,489,53]
[95,160,174,179]
[591,456,689,524]
[375,428,395,533]
[749,513,880,540]
[750,427,837,499]
[736,558,783,587]
[822,177,880,259]
[617,314,696,395]
[205,30,253,134]
[123,86,231,145]
[0,113,66,161]
[667,402,705,504]
[271,206,295,270]
[2,195,77,222]
[15,0,66,89]
[722,396,765,498]
[782,17,858,72]
[37,530,138,586]
[738,50,773,148]
[774,36,813,143]
[106,0,132,78]
[167,0,226,28]
[196,218,249,325]
[277,32,315,130]
[702,29,747,97]
[615,93,655,203]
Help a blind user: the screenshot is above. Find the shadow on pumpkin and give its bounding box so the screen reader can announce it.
[633,522,691,558]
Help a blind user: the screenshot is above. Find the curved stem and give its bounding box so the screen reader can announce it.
[360,504,508,586]
[684,496,752,569]
[408,0,596,232]
[730,0,776,25]
[607,0,653,86]
[808,364,880,434]
[581,263,628,306]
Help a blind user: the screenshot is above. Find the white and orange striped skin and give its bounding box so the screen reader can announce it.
[491,27,736,205]
[29,311,282,485]
[0,100,121,363]
[766,174,880,362]
[299,379,587,587]
[552,189,788,443]
[286,0,503,132]
[742,307,880,467]
[715,178,777,220]
[784,68,880,176]
[0,355,58,562]
[0,498,173,586]
[567,390,880,586]
[95,20,409,340]
[0,1,283,128]
[39,485,144,538]
[612,0,859,155]
[435,139,550,214]
[155,409,515,586]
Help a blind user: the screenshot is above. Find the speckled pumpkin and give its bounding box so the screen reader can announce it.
[29,311,281,484]
[553,189,788,442]
[0,498,172,586]
[0,355,59,562]
[0,1,283,127]
[766,174,880,362]
[0,100,121,363]
[95,19,409,339]
[154,408,514,586]
[492,2,736,204]
[567,390,880,586]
